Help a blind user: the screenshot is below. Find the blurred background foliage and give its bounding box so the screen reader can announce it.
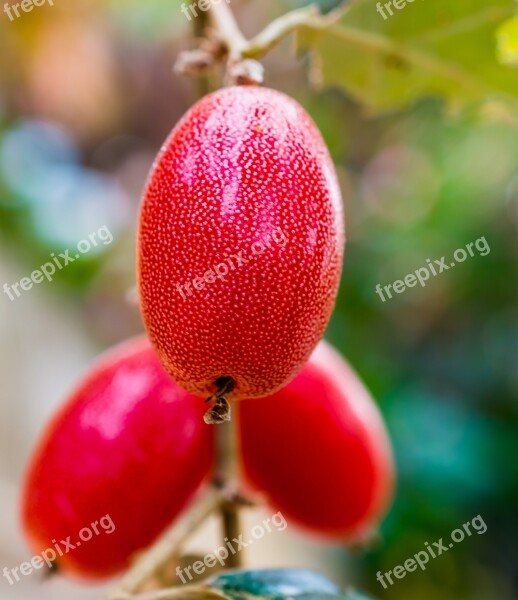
[0,1,517,599]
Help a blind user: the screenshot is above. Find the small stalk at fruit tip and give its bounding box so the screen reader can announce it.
[41,559,60,581]
[204,377,235,425]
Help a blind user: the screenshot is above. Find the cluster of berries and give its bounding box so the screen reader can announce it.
[22,86,394,580]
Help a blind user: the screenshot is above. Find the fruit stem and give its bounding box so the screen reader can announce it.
[213,402,246,569]
[209,1,248,60]
[204,377,235,425]
[193,9,212,98]
[220,498,244,569]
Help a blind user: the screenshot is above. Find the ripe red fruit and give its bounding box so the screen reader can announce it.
[138,86,344,420]
[21,337,214,580]
[238,341,394,540]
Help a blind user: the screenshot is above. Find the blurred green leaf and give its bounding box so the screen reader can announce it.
[496,13,518,66]
[299,0,518,114]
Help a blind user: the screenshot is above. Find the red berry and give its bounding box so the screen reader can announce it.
[238,341,394,540]
[138,86,344,405]
[21,337,214,580]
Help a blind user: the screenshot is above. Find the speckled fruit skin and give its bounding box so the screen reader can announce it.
[21,337,214,580]
[138,86,344,400]
[238,341,394,540]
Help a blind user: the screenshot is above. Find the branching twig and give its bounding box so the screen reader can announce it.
[209,1,248,59]
[175,2,348,85]
[244,4,344,59]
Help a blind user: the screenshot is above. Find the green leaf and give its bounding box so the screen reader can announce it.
[298,0,518,115]
[203,569,374,600]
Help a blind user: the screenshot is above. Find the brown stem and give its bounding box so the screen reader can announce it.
[209,1,248,59]
[220,500,243,569]
[193,10,211,98]
[214,401,244,569]
[208,1,263,85]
